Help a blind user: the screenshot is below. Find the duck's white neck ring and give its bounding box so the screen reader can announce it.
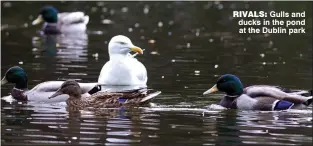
[44,22,58,26]
[226,94,240,98]
[13,87,25,92]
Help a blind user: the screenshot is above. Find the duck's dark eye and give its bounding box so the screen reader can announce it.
[118,42,127,45]
[7,71,13,76]
[218,79,226,84]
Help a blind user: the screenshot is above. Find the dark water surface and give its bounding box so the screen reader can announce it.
[1,1,312,146]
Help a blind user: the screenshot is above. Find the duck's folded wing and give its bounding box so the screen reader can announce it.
[30,81,98,94]
[30,81,65,92]
[116,88,152,98]
[252,97,278,110]
[244,85,279,97]
[140,91,161,103]
[91,92,124,99]
[272,86,312,96]
[253,97,294,111]
[58,12,89,25]
[244,85,312,105]
[245,85,312,96]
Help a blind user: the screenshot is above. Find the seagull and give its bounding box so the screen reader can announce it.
[98,35,148,87]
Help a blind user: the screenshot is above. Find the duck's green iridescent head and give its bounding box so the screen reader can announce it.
[1,66,28,89]
[49,80,82,99]
[203,74,244,96]
[32,6,58,25]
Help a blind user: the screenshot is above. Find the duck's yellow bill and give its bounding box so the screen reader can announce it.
[32,15,44,25]
[203,84,218,95]
[1,77,8,85]
[130,46,143,55]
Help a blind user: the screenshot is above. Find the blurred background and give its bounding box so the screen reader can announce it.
[1,1,312,146]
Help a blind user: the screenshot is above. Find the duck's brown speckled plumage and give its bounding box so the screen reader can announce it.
[49,80,161,110]
[66,91,145,109]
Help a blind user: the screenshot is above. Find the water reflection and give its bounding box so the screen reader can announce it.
[32,33,88,63]
[1,98,312,145]
[30,32,90,81]
[2,101,148,145]
[236,110,312,145]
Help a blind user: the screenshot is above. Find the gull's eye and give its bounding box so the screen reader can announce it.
[118,42,127,45]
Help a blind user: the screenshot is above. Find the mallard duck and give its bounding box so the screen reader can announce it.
[203,74,312,111]
[98,35,147,87]
[1,66,100,102]
[48,80,161,109]
[32,6,89,34]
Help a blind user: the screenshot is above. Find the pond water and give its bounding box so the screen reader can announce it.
[1,1,312,146]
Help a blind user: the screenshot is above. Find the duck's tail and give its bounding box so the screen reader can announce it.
[98,88,161,105]
[140,91,162,103]
[122,88,161,103]
[277,87,312,96]
[299,90,312,97]
[302,97,313,106]
[285,94,312,106]
[88,85,101,95]
[273,86,312,106]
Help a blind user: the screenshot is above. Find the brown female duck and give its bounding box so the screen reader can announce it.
[48,80,161,110]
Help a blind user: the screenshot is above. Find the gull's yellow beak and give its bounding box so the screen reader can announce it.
[32,15,44,25]
[130,46,143,55]
[203,84,218,95]
[1,77,8,85]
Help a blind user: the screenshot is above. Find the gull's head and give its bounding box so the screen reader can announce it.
[108,35,143,56]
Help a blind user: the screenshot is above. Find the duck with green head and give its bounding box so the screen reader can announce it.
[48,80,161,110]
[203,74,312,111]
[1,66,100,102]
[32,6,89,34]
